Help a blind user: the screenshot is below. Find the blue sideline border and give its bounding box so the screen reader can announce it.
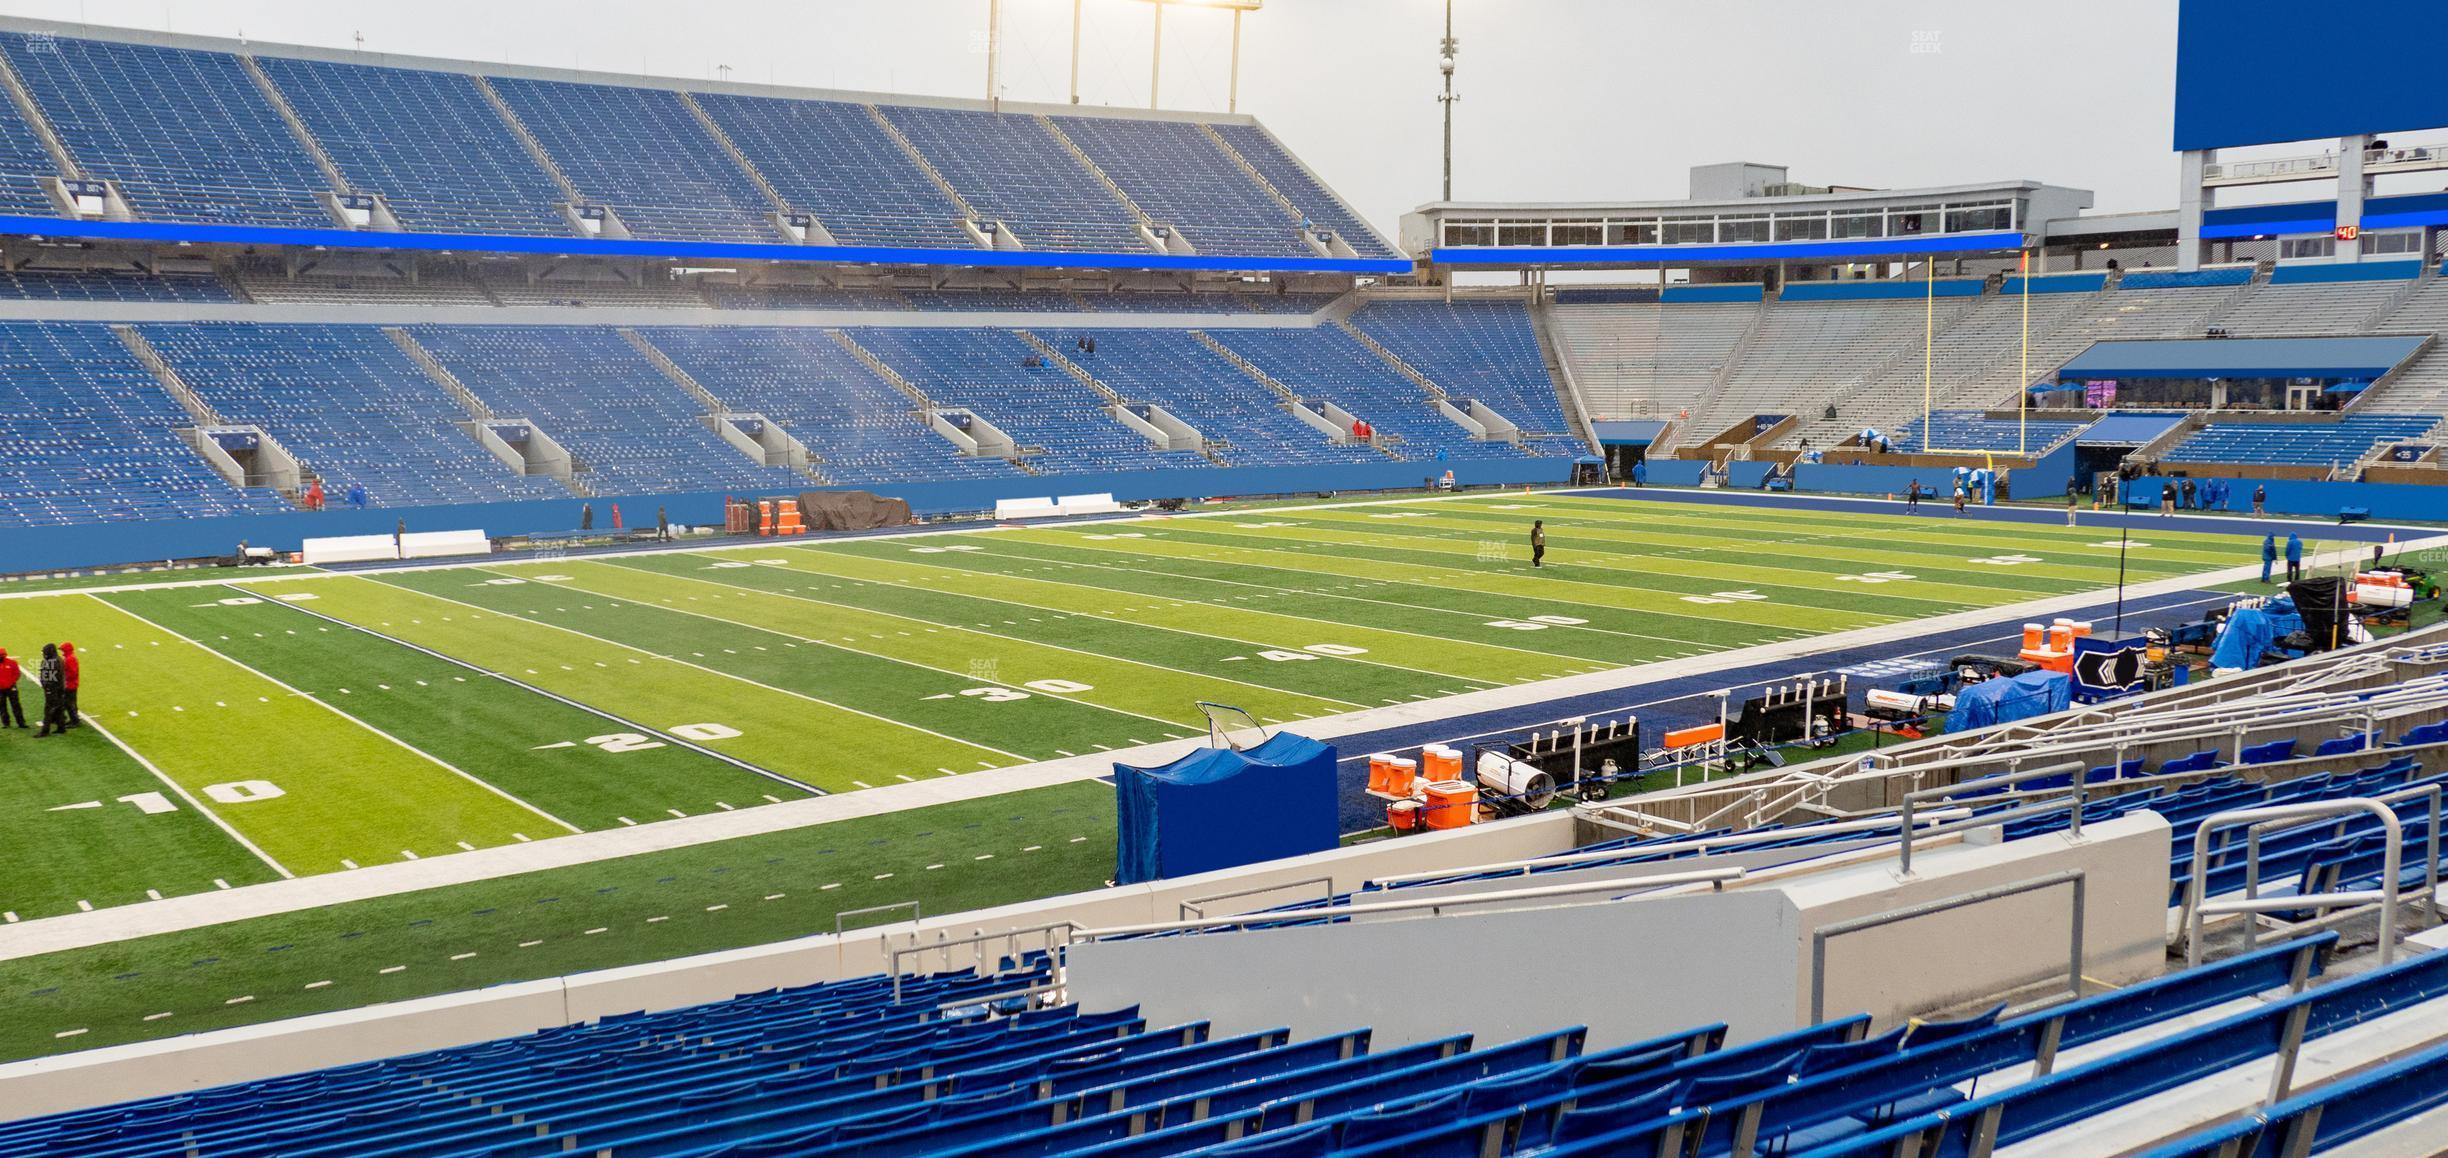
[0,458,1572,574]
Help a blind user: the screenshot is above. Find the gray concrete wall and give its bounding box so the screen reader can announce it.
[1064,812,2172,1052]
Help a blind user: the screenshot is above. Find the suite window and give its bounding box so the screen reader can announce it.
[1550,221,1604,246]
[1719,215,1769,243]
[1442,221,1495,246]
[1943,202,2012,232]
[1775,214,1829,241]
[1609,220,1659,245]
[1831,212,1883,238]
[1890,206,1939,235]
[1663,216,1715,244]
[1497,222,1547,246]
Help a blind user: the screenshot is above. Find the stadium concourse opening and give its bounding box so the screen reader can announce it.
[7,3,2448,1155]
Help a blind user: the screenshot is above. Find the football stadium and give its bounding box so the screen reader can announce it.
[4,0,2448,1153]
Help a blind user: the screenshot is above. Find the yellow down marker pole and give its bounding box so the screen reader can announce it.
[1923,254,1935,441]
[2020,248,2032,457]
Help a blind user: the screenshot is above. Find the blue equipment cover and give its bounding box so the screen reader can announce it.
[1946,670,2072,733]
[1114,732,1339,885]
[2210,602,2306,671]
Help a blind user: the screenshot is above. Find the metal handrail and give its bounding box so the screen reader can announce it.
[1075,866,1747,941]
[887,919,1079,1003]
[1178,876,1337,921]
[2183,800,2403,968]
[2233,784,2444,954]
[1897,762,2084,875]
[1809,870,2087,1024]
[1372,808,1972,889]
[836,900,921,975]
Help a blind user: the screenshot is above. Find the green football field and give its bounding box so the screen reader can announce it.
[0,491,2291,1059]
[0,491,2267,927]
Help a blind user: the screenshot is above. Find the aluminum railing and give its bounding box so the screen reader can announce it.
[2183,800,2403,968]
[888,919,1079,1003]
[1376,808,1972,890]
[1074,866,1746,942]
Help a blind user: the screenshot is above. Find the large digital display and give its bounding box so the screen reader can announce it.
[2175,0,2448,150]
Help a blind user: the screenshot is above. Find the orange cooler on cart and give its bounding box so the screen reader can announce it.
[1423,780,1478,829]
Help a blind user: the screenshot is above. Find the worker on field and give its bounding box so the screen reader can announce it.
[1906,479,1920,509]
[2065,481,2079,526]
[1530,519,1546,568]
[580,503,595,531]
[2160,482,2176,516]
[2261,535,2278,585]
[0,647,23,728]
[657,505,671,542]
[2253,484,2268,518]
[59,641,78,728]
[32,643,65,737]
[611,503,624,532]
[2286,532,2304,582]
[2181,477,2198,510]
[1951,482,1967,516]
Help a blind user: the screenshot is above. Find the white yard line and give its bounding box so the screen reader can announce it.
[7,536,2407,965]
[93,596,583,836]
[80,717,293,880]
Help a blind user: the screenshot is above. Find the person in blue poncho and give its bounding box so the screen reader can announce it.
[2285,531,2304,582]
[2262,535,2277,585]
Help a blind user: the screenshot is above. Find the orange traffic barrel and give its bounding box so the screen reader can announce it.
[1423,780,1478,829]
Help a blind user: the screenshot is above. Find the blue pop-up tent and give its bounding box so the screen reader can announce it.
[1946,670,2073,732]
[1114,732,1339,885]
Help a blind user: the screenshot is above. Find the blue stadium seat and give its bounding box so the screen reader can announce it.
[259,56,570,235]
[489,77,777,243]
[8,32,332,226]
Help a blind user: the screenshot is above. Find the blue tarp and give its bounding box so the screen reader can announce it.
[1114,732,1339,885]
[2209,599,2306,671]
[1946,670,2073,733]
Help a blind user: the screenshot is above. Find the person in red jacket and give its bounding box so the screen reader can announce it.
[59,640,78,729]
[0,647,24,729]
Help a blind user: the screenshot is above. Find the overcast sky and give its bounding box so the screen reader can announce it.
[0,0,2201,240]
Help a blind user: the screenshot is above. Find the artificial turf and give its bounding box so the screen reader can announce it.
[0,780,1115,1063]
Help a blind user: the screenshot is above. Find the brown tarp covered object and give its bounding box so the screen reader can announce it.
[798,491,915,532]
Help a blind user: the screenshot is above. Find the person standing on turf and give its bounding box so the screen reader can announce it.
[1952,483,1967,516]
[2160,482,2176,516]
[58,641,78,728]
[1530,520,1546,568]
[32,643,65,737]
[657,505,670,542]
[2262,535,2278,585]
[2065,483,2079,526]
[0,647,23,729]
[580,503,594,531]
[1906,479,1920,509]
[2253,484,2267,518]
[2286,531,2304,582]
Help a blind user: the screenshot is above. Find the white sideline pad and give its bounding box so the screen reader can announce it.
[993,493,1122,520]
[301,529,489,566]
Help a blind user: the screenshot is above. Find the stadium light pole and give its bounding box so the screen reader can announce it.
[1438,0,1458,201]
[1118,1,1262,111]
[986,0,1002,110]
